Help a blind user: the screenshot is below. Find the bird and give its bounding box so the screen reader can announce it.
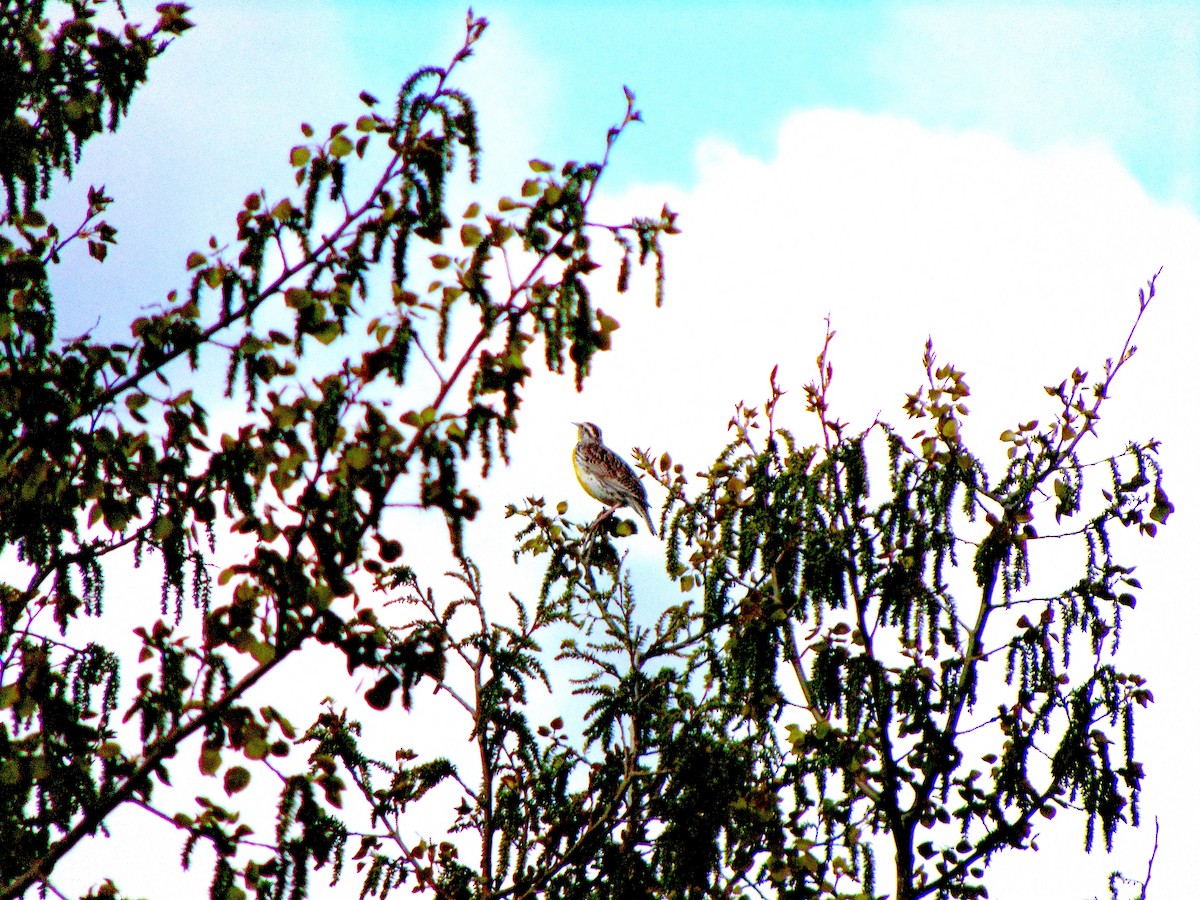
[572,421,656,537]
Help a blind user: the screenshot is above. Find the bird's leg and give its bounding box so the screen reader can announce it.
[581,506,619,562]
[585,506,617,535]
[582,509,607,547]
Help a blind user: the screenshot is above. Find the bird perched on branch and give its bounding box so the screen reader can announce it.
[572,421,657,537]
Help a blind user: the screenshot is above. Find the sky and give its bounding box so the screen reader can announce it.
[34,1,1200,898]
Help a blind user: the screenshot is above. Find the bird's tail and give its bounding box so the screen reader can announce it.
[639,503,658,538]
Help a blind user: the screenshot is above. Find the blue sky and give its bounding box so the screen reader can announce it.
[333,1,1200,204]
[38,2,1200,898]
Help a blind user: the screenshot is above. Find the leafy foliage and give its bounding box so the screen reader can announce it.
[304,283,1165,900]
[0,5,1168,900]
[0,6,675,899]
[498,288,1167,898]
[0,0,193,217]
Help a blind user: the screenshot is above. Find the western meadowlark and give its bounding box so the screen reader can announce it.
[572,422,656,537]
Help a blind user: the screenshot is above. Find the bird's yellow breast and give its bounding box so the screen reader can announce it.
[573,447,607,502]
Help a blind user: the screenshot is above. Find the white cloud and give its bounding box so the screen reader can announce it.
[875,4,1200,206]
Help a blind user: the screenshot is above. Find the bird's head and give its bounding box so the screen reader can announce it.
[573,422,602,443]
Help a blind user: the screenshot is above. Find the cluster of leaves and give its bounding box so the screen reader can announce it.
[490,283,1166,900]
[302,521,772,900]
[0,6,676,899]
[0,0,193,216]
[659,296,1165,898]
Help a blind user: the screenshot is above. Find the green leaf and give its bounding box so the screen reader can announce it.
[1150,488,1174,523]
[244,738,269,761]
[596,311,620,334]
[330,134,353,158]
[290,146,311,167]
[529,159,553,173]
[199,747,222,776]
[460,224,483,247]
[249,640,276,665]
[313,322,341,345]
[224,766,251,795]
[284,287,311,308]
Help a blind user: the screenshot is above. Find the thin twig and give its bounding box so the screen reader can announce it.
[130,798,281,851]
[1139,818,1159,900]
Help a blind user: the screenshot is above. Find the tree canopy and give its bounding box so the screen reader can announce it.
[0,5,1170,900]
